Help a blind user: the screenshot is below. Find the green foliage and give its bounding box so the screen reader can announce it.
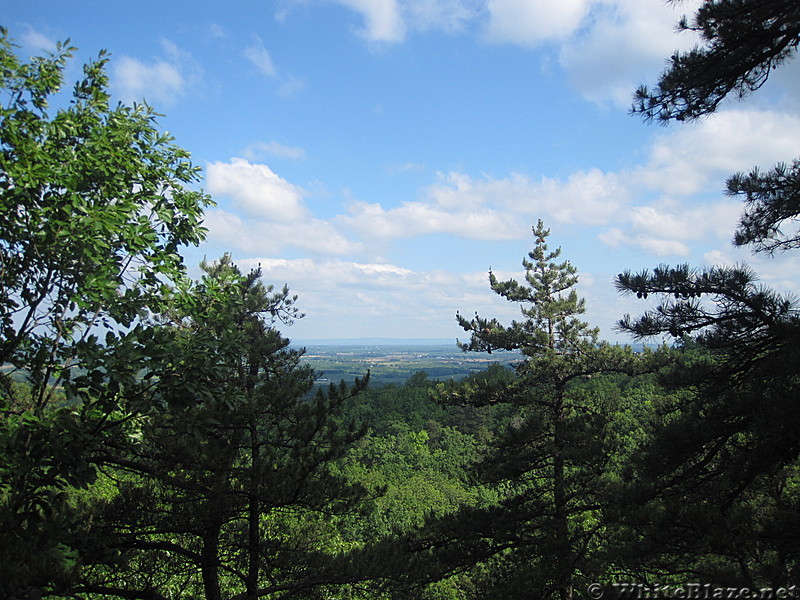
[421,222,671,600]
[340,368,514,440]
[619,3,800,582]
[0,29,210,598]
[633,1,800,124]
[78,257,369,600]
[341,424,489,539]
[456,220,597,356]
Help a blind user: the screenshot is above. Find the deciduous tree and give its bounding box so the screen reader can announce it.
[0,29,211,598]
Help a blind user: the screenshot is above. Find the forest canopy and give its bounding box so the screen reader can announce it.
[2,1,800,596]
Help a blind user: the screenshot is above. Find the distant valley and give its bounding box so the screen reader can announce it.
[293,342,523,386]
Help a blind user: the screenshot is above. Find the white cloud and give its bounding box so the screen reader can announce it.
[231,256,521,339]
[293,0,701,108]
[628,200,741,243]
[598,227,625,249]
[558,0,702,106]
[204,159,362,256]
[640,109,800,196]
[327,0,478,42]
[428,168,628,222]
[405,0,479,33]
[338,167,628,242]
[321,0,704,107]
[206,158,308,222]
[204,210,362,255]
[333,0,406,42]
[587,108,800,260]
[339,198,522,241]
[702,249,737,266]
[636,236,689,257]
[20,25,57,52]
[244,36,277,77]
[485,0,590,45]
[112,40,199,107]
[114,57,184,105]
[525,169,630,225]
[590,108,800,258]
[242,141,307,161]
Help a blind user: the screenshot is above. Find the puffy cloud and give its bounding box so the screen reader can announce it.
[338,167,628,242]
[204,159,361,256]
[597,195,742,258]
[206,158,308,222]
[247,257,456,304]
[204,209,363,255]
[404,0,479,33]
[635,237,690,257]
[428,168,628,222]
[485,0,590,45]
[586,107,800,259]
[574,106,800,259]
[290,0,703,108]
[114,58,183,105]
[640,109,800,195]
[112,40,200,107]
[326,0,478,42]
[558,0,702,105]
[231,256,521,339]
[523,169,630,225]
[629,201,741,242]
[319,0,704,107]
[340,199,522,240]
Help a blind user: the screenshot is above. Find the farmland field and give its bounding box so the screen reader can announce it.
[294,341,522,386]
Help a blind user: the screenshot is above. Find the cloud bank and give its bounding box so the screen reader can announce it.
[298,0,702,106]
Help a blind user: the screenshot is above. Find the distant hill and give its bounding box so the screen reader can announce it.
[293,338,458,347]
[292,338,654,351]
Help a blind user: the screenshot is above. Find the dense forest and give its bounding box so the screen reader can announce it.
[2,2,800,598]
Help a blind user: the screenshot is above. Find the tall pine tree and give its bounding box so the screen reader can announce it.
[425,221,661,600]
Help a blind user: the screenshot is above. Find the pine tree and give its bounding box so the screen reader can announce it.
[614,0,800,584]
[78,257,369,599]
[429,221,661,600]
[634,0,800,252]
[618,0,800,507]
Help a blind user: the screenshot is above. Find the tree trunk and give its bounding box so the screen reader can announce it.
[201,526,222,600]
[553,398,573,600]
[245,416,260,600]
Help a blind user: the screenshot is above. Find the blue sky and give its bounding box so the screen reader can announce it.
[5,1,800,342]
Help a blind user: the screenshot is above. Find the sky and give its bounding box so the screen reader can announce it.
[4,1,800,343]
